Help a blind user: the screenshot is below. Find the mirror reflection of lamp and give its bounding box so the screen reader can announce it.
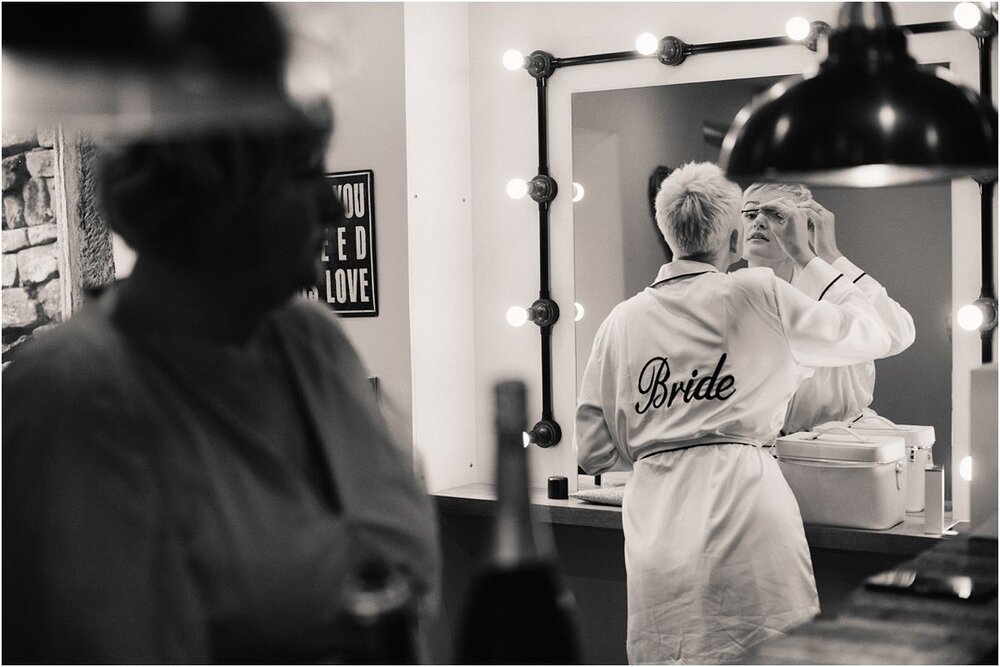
[571,182,585,203]
[574,302,585,322]
[960,455,974,481]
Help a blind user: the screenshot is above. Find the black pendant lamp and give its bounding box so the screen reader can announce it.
[2,3,298,139]
[721,2,998,187]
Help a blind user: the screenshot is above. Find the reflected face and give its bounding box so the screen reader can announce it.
[740,190,791,263]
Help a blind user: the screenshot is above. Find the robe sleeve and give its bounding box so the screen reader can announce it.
[575,312,633,475]
[770,257,892,368]
[830,255,916,356]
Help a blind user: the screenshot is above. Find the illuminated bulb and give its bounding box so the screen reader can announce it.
[572,182,585,203]
[522,431,532,448]
[635,33,659,55]
[506,306,529,327]
[503,49,525,71]
[954,2,984,29]
[960,455,972,481]
[957,303,985,331]
[574,302,585,322]
[506,178,528,199]
[785,16,811,41]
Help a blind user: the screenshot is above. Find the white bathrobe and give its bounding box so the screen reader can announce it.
[783,256,916,434]
[576,257,891,664]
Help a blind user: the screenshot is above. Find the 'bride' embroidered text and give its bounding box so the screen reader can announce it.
[634,353,735,415]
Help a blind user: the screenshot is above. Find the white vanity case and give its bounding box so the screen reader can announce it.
[775,427,906,530]
[840,414,935,513]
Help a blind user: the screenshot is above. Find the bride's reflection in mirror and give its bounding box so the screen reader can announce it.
[740,182,916,435]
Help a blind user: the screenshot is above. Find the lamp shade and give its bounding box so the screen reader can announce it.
[1,3,298,138]
[721,2,998,187]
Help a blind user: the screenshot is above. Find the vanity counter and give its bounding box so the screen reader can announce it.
[433,482,963,556]
[433,482,966,663]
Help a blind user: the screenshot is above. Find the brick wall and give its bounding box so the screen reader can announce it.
[2,128,64,364]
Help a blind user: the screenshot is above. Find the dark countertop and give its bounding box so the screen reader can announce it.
[433,482,963,556]
[743,532,998,664]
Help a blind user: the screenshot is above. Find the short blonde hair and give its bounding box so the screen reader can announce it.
[743,182,813,205]
[654,162,742,257]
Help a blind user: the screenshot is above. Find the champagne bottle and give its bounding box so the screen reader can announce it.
[457,380,581,664]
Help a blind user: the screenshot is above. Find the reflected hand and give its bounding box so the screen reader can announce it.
[761,198,816,268]
[798,199,842,264]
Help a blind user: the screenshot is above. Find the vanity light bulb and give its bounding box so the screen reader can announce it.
[506,178,529,200]
[506,306,529,327]
[522,431,532,448]
[960,455,972,481]
[957,303,985,331]
[572,182,585,203]
[574,302,585,322]
[503,49,525,71]
[635,33,659,55]
[954,2,984,29]
[785,16,811,41]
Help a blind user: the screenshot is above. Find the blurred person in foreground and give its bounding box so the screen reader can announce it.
[740,183,915,434]
[576,162,891,664]
[2,7,439,664]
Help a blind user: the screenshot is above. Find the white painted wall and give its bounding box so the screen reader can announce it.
[404,3,478,492]
[308,3,416,454]
[466,2,989,497]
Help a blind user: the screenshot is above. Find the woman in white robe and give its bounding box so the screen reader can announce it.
[576,162,891,664]
[740,182,915,434]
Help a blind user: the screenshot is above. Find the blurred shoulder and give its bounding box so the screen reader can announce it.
[280,296,343,330]
[273,297,358,359]
[2,300,150,461]
[4,300,127,397]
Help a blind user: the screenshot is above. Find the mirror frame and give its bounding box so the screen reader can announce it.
[513,14,994,516]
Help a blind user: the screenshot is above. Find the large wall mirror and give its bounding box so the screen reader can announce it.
[571,76,955,494]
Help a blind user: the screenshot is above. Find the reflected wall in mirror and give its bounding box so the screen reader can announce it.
[572,77,954,495]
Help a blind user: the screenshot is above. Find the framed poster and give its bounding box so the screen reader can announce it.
[305,169,379,317]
